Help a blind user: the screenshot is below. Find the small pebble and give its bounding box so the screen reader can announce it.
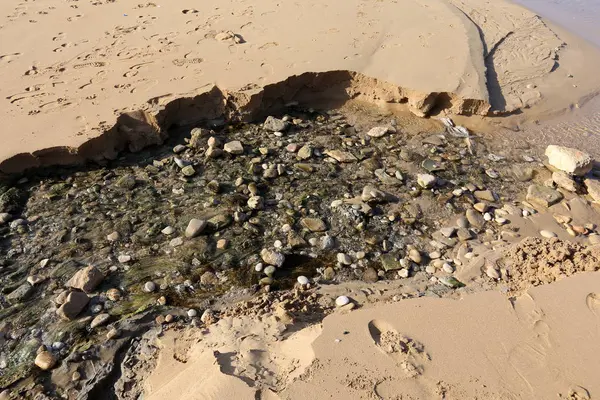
[297,276,309,285]
[540,230,557,238]
[335,295,350,307]
[144,281,156,293]
[187,309,198,318]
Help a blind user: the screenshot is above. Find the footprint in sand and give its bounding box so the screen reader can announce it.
[172,58,203,67]
[73,61,106,69]
[585,293,600,316]
[0,53,22,64]
[368,320,430,377]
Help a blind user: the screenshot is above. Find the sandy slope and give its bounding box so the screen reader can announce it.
[1,0,598,170]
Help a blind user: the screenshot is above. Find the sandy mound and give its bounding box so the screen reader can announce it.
[504,237,600,292]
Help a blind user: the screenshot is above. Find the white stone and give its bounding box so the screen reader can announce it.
[367,126,391,138]
[545,145,593,176]
[297,276,309,285]
[335,296,350,307]
[118,255,132,263]
[187,309,198,318]
[417,174,437,189]
[274,240,283,248]
[254,263,264,272]
[162,226,175,235]
[224,140,244,155]
[398,268,409,278]
[107,231,120,242]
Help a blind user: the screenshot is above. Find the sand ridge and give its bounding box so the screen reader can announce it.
[1,0,598,171]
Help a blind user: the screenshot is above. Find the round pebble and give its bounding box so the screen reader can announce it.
[274,240,283,248]
[337,253,352,265]
[144,281,156,293]
[297,276,309,285]
[483,213,492,221]
[335,295,350,307]
[254,263,264,272]
[187,309,198,318]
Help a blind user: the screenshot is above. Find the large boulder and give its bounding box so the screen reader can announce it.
[545,145,593,176]
[66,266,104,293]
[56,291,89,320]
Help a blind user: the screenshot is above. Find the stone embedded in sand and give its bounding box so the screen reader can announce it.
[380,254,402,271]
[261,248,285,267]
[35,351,57,371]
[264,265,276,276]
[263,116,289,132]
[224,140,244,155]
[325,150,358,163]
[552,171,578,192]
[170,237,184,247]
[335,296,350,307]
[301,217,327,232]
[66,266,104,293]
[526,184,563,208]
[474,190,495,202]
[6,282,34,303]
[185,218,207,238]
[512,165,534,182]
[297,275,310,285]
[181,165,196,177]
[57,291,89,320]
[545,145,593,176]
[106,231,120,242]
[367,126,391,138]
[540,230,557,238]
[417,173,437,189]
[584,178,600,202]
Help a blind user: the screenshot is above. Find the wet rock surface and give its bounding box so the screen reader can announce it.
[1,104,600,398]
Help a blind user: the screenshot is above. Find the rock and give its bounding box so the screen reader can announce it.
[545,145,593,176]
[161,226,175,235]
[361,185,388,202]
[34,351,56,370]
[264,265,276,276]
[144,281,156,292]
[297,144,313,160]
[57,291,90,320]
[173,144,186,153]
[337,253,352,265]
[200,271,218,285]
[540,230,557,238]
[367,126,391,138]
[301,217,327,232]
[0,213,12,225]
[408,248,422,264]
[380,254,402,271]
[466,209,485,229]
[552,171,578,192]
[512,165,534,182]
[224,140,244,155]
[417,174,437,189]
[438,276,465,288]
[456,228,473,242]
[207,180,221,194]
[474,190,495,202]
[362,267,379,283]
[27,274,45,286]
[439,227,456,238]
[106,231,120,242]
[90,313,110,329]
[323,267,336,280]
[422,159,445,172]
[207,214,232,231]
[187,309,198,318]
[181,165,196,177]
[486,265,500,279]
[263,116,289,132]
[287,231,307,248]
[325,150,357,163]
[205,147,223,158]
[170,237,184,247]
[526,184,563,208]
[398,268,410,278]
[248,196,264,210]
[6,283,34,303]
[584,178,600,202]
[216,239,229,249]
[335,296,350,307]
[116,174,136,190]
[457,215,469,228]
[185,218,207,238]
[321,235,336,250]
[107,328,120,340]
[201,309,217,325]
[297,276,309,285]
[118,255,132,263]
[66,266,104,293]
[261,249,285,267]
[106,288,121,301]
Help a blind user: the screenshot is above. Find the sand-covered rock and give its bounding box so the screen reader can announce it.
[545,145,593,176]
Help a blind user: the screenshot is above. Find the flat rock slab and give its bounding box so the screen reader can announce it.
[526,184,563,208]
[545,145,593,176]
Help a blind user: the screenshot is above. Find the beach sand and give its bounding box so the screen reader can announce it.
[1,0,600,172]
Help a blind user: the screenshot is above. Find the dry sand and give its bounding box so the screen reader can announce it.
[2,0,600,172]
[144,270,600,400]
